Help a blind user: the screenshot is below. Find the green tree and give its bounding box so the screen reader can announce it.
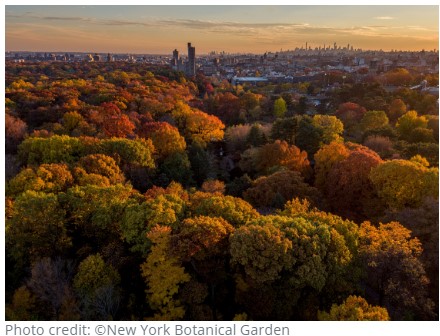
[360,110,389,133]
[6,191,71,266]
[273,97,287,118]
[230,223,292,283]
[73,254,121,320]
[396,110,428,142]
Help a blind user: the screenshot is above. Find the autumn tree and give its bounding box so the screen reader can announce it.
[318,296,390,321]
[230,223,292,283]
[5,114,27,153]
[359,221,435,320]
[369,159,438,209]
[387,98,407,122]
[7,163,74,196]
[6,191,71,266]
[383,68,413,86]
[141,225,190,320]
[311,114,344,145]
[190,192,259,227]
[335,102,367,131]
[243,170,320,209]
[255,140,311,177]
[77,154,125,185]
[121,189,186,255]
[171,102,224,147]
[137,122,186,162]
[359,110,389,133]
[325,145,383,220]
[313,141,349,192]
[396,110,429,142]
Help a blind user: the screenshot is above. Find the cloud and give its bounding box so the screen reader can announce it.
[374,16,394,20]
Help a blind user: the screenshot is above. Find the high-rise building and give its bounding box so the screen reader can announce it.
[172,49,179,66]
[186,42,196,77]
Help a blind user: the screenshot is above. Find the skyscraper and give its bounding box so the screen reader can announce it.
[172,49,179,66]
[187,42,196,77]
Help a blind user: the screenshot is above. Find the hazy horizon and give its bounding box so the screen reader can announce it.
[6,5,439,54]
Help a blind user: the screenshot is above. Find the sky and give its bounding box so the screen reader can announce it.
[5,5,439,54]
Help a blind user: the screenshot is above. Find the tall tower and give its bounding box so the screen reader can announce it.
[187,42,196,77]
[172,49,179,66]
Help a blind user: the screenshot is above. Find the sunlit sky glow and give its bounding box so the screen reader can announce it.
[5,5,439,54]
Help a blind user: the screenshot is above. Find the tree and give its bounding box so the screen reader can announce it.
[318,296,390,321]
[359,221,435,320]
[363,136,394,158]
[201,179,225,194]
[171,216,234,264]
[159,151,194,187]
[295,116,323,157]
[387,98,407,122]
[369,159,438,209]
[77,154,125,185]
[27,258,78,319]
[311,115,344,145]
[5,114,27,153]
[273,97,287,118]
[137,122,186,161]
[383,68,413,86]
[121,191,186,255]
[5,286,37,321]
[190,192,259,227]
[99,138,155,169]
[172,102,224,147]
[246,123,268,148]
[314,141,350,192]
[335,102,366,131]
[325,145,383,220]
[18,135,85,165]
[7,163,74,196]
[140,225,190,320]
[243,170,320,209]
[359,110,389,133]
[73,254,121,320]
[255,140,311,177]
[270,116,301,145]
[6,191,71,266]
[103,114,135,138]
[396,110,428,142]
[230,223,292,283]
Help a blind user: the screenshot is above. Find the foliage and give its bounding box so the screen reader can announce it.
[6,191,71,265]
[141,225,190,320]
[318,296,390,321]
[190,192,259,227]
[243,170,320,209]
[370,159,438,209]
[359,221,435,320]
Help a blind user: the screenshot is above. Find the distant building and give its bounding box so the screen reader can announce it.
[186,42,196,77]
[107,53,113,62]
[172,49,179,66]
[93,54,101,62]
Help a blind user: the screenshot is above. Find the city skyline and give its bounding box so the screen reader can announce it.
[5,5,439,54]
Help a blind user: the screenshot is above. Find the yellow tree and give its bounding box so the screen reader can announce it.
[369,159,438,209]
[141,225,190,320]
[318,296,390,321]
